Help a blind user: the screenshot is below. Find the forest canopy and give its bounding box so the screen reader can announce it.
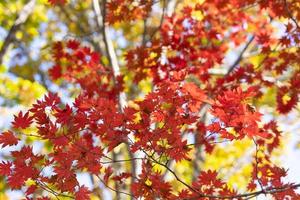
[0,0,300,199]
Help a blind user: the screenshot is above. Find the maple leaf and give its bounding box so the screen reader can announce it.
[75,186,90,200]
[247,180,257,191]
[210,87,264,139]
[2,0,300,199]
[12,111,33,129]
[26,185,37,196]
[197,170,219,186]
[256,32,270,44]
[112,172,132,183]
[276,86,298,114]
[279,36,291,47]
[54,104,73,124]
[0,161,12,176]
[37,197,51,200]
[0,131,19,147]
[44,92,61,107]
[104,167,113,184]
[48,64,62,80]
[67,39,80,50]
[52,136,69,147]
[151,110,165,122]
[7,173,25,189]
[183,82,208,112]
[48,0,67,5]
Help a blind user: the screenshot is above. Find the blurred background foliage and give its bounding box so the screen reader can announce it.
[0,0,299,199]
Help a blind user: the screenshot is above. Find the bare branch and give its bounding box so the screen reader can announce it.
[226,35,255,75]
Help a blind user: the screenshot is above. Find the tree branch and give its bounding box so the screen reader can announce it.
[148,0,167,41]
[0,0,36,65]
[96,174,136,199]
[92,0,136,199]
[143,149,300,199]
[93,0,127,110]
[182,183,300,200]
[284,0,300,29]
[226,34,255,75]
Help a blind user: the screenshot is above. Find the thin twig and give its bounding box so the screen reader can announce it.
[253,139,265,192]
[96,174,136,199]
[226,35,255,75]
[284,0,300,29]
[149,0,167,41]
[36,180,74,199]
[142,148,300,199]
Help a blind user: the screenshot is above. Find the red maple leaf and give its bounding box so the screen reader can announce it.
[44,92,61,107]
[0,161,12,176]
[256,32,270,45]
[37,197,51,200]
[247,180,257,191]
[276,86,298,114]
[104,167,113,184]
[54,104,73,124]
[48,64,62,80]
[0,131,19,147]
[48,0,67,5]
[112,172,132,183]
[67,39,80,50]
[197,170,220,186]
[75,186,90,200]
[1,1,300,199]
[7,173,25,189]
[26,185,38,196]
[12,111,33,129]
